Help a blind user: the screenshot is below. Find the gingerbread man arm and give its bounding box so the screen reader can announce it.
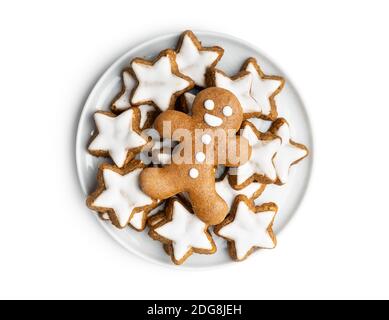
[224,135,252,167]
[154,110,194,141]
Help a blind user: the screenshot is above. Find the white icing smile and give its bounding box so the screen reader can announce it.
[204,113,223,127]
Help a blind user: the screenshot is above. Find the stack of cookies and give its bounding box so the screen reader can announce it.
[86,30,309,265]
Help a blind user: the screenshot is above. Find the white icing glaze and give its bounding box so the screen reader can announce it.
[189,168,199,179]
[201,134,212,145]
[245,62,283,116]
[154,201,213,260]
[233,125,281,184]
[253,183,284,207]
[129,201,163,230]
[131,55,191,111]
[132,202,166,230]
[204,113,223,127]
[138,104,156,129]
[246,118,273,133]
[93,167,153,228]
[89,109,147,168]
[204,99,215,110]
[183,92,196,115]
[176,33,220,87]
[101,212,110,220]
[215,175,262,210]
[218,200,276,260]
[272,121,308,184]
[112,71,135,111]
[129,211,145,230]
[148,201,166,216]
[195,152,206,163]
[222,106,233,117]
[214,70,257,113]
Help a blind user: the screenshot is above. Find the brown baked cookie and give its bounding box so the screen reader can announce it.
[175,30,224,87]
[207,58,285,121]
[130,49,194,112]
[148,197,216,265]
[229,121,281,188]
[207,68,258,119]
[86,161,158,229]
[136,104,159,130]
[88,108,147,168]
[241,58,285,121]
[268,118,309,185]
[214,195,277,261]
[110,70,160,130]
[98,212,110,221]
[146,211,166,228]
[177,92,196,115]
[140,87,252,225]
[110,69,135,113]
[215,172,266,213]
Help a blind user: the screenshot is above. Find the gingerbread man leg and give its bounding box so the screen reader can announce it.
[187,184,228,225]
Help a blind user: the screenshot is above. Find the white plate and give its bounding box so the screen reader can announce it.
[76,31,314,269]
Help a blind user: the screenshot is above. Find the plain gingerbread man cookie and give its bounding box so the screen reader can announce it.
[140,87,252,225]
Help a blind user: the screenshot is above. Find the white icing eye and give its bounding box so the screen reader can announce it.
[223,106,233,117]
[189,168,199,179]
[204,99,215,110]
[195,152,206,163]
[201,134,212,145]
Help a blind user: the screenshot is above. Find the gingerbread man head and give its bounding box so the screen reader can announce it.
[140,87,251,225]
[191,87,243,133]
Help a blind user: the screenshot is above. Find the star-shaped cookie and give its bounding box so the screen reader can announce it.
[86,161,157,228]
[229,122,281,188]
[88,108,147,168]
[99,200,166,232]
[148,198,216,265]
[215,196,277,261]
[215,174,266,211]
[111,71,158,128]
[131,49,194,112]
[128,200,166,231]
[207,69,258,116]
[246,117,273,133]
[269,118,308,184]
[242,58,285,120]
[111,70,135,113]
[176,30,224,87]
[137,104,157,130]
[178,92,196,115]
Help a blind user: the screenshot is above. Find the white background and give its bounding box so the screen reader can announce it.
[0,0,388,300]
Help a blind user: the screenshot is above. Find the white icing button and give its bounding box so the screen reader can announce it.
[223,106,233,117]
[189,168,199,179]
[204,99,215,110]
[204,113,223,127]
[195,152,206,163]
[201,134,212,145]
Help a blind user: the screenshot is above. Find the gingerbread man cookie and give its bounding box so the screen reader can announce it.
[140,87,252,225]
